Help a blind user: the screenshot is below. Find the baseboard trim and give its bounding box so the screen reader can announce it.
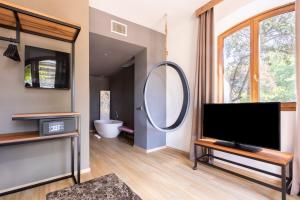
[146,146,167,153]
[80,167,91,174]
[0,168,91,193]
[134,145,167,153]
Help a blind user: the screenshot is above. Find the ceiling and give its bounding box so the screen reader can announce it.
[89,32,144,77]
[89,0,207,33]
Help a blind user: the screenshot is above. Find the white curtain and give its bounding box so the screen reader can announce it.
[291,0,300,195]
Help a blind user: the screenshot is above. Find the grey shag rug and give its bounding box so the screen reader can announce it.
[46,173,142,200]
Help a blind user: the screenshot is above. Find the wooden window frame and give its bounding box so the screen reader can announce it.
[217,3,296,111]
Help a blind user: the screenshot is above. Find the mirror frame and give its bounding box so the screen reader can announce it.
[143,61,190,132]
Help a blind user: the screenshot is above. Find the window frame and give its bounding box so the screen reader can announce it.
[217,3,296,111]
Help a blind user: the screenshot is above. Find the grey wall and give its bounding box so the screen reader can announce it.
[0,38,71,133]
[90,8,166,150]
[109,65,134,128]
[89,76,109,129]
[145,66,167,149]
[0,0,89,190]
[134,50,148,148]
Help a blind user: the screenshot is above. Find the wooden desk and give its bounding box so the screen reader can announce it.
[0,131,78,146]
[193,139,293,200]
[0,112,81,197]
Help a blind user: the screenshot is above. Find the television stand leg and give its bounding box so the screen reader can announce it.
[208,148,213,164]
[282,165,286,200]
[287,160,293,194]
[193,144,198,170]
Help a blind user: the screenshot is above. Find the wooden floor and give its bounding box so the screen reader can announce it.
[1,135,300,200]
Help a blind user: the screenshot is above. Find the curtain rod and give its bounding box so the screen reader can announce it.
[195,0,223,16]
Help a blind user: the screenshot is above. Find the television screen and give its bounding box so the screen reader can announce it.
[203,103,280,150]
[24,46,70,89]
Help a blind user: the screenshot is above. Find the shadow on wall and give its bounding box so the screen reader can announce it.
[109,65,134,128]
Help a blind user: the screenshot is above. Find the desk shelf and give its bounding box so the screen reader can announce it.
[0,131,79,146]
[12,112,80,120]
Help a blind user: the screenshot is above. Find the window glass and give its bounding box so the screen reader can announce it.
[223,26,251,103]
[259,11,296,102]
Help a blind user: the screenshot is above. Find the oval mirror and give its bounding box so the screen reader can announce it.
[143,61,190,132]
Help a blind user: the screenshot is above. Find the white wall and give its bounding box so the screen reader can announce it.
[215,0,294,36]
[165,10,198,152]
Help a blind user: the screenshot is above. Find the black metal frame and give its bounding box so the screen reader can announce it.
[143,61,190,132]
[0,116,81,197]
[0,2,81,43]
[0,10,20,43]
[0,1,80,110]
[0,3,80,30]
[193,144,293,200]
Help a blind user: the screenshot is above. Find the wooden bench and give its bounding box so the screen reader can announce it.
[193,138,293,200]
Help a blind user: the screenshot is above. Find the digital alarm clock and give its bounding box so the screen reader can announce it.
[39,118,76,136]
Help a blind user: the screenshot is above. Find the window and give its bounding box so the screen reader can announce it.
[39,60,57,88]
[218,3,296,111]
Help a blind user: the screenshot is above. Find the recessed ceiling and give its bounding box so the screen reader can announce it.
[89,32,144,76]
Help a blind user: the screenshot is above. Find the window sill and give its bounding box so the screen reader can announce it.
[281,102,296,111]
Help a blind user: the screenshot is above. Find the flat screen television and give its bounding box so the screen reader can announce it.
[203,103,281,151]
[24,46,70,89]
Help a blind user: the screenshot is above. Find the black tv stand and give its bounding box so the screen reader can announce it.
[214,141,262,152]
